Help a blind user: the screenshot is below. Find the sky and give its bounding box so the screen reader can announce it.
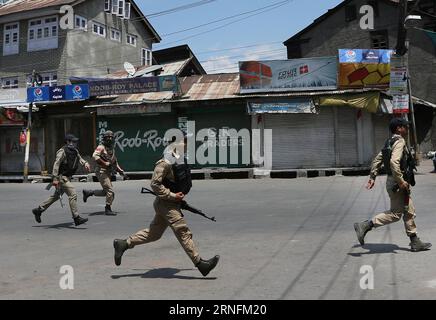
[138,0,344,73]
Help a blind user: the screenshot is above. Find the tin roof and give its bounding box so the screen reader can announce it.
[178,73,240,101]
[88,73,392,107]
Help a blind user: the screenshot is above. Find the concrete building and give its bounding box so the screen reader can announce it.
[0,0,161,175]
[283,0,436,152]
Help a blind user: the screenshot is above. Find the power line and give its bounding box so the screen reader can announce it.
[196,41,284,55]
[155,0,293,48]
[0,1,294,71]
[161,1,292,37]
[145,0,219,19]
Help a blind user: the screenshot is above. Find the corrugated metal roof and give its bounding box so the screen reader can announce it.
[88,72,392,107]
[179,73,240,101]
[0,0,77,17]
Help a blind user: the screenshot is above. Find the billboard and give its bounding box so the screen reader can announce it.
[27,84,89,103]
[88,75,178,96]
[338,49,394,89]
[239,57,337,93]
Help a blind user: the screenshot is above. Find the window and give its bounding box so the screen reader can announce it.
[370,30,389,49]
[141,48,152,66]
[92,21,106,37]
[3,22,19,56]
[104,0,111,12]
[75,15,87,30]
[117,0,125,17]
[28,16,58,52]
[27,72,57,87]
[111,0,118,15]
[345,5,357,22]
[111,28,121,42]
[1,77,19,89]
[124,2,131,19]
[127,33,137,46]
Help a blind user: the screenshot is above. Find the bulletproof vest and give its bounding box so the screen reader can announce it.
[59,146,79,177]
[381,136,408,176]
[163,161,192,195]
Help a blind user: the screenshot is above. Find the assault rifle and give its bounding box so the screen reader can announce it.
[45,178,64,208]
[140,187,216,222]
[100,153,129,180]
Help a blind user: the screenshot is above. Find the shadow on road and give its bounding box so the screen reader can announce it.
[348,243,410,256]
[32,222,87,230]
[111,268,216,280]
[86,211,122,216]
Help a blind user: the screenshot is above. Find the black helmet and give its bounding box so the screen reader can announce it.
[103,130,114,147]
[389,118,410,133]
[103,131,114,138]
[65,133,79,143]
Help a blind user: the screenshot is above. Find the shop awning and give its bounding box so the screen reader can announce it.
[318,92,380,113]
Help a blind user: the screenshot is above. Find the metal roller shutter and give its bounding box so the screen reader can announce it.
[265,107,335,169]
[337,108,358,166]
[373,114,391,154]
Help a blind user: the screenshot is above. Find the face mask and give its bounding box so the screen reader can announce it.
[104,138,114,147]
[67,142,77,150]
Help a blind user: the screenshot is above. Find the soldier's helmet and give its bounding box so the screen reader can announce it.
[389,118,410,133]
[103,131,114,138]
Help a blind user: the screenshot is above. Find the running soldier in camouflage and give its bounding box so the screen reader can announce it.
[112,135,220,277]
[32,134,90,226]
[82,130,125,216]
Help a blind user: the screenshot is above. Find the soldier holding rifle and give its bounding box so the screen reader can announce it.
[113,133,220,277]
[354,118,431,252]
[32,134,90,226]
[83,130,126,216]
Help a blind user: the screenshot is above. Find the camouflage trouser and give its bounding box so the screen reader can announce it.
[372,177,417,237]
[39,176,79,218]
[93,171,114,206]
[127,198,201,265]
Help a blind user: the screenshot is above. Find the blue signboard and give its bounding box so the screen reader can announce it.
[27,84,89,103]
[27,87,50,102]
[49,86,66,101]
[339,49,394,64]
[66,84,89,100]
[247,99,316,114]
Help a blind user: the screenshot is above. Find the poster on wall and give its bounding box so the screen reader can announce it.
[0,108,24,126]
[239,57,337,93]
[338,49,394,89]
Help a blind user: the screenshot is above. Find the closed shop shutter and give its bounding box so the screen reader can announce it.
[337,107,358,166]
[181,104,252,169]
[264,107,335,169]
[373,114,391,154]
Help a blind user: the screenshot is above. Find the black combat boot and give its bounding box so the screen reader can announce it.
[73,215,88,226]
[196,255,220,277]
[113,239,129,266]
[82,190,94,203]
[354,220,373,245]
[409,234,432,252]
[105,205,117,216]
[32,207,43,223]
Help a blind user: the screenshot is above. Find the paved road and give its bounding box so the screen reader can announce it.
[1,162,436,300]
